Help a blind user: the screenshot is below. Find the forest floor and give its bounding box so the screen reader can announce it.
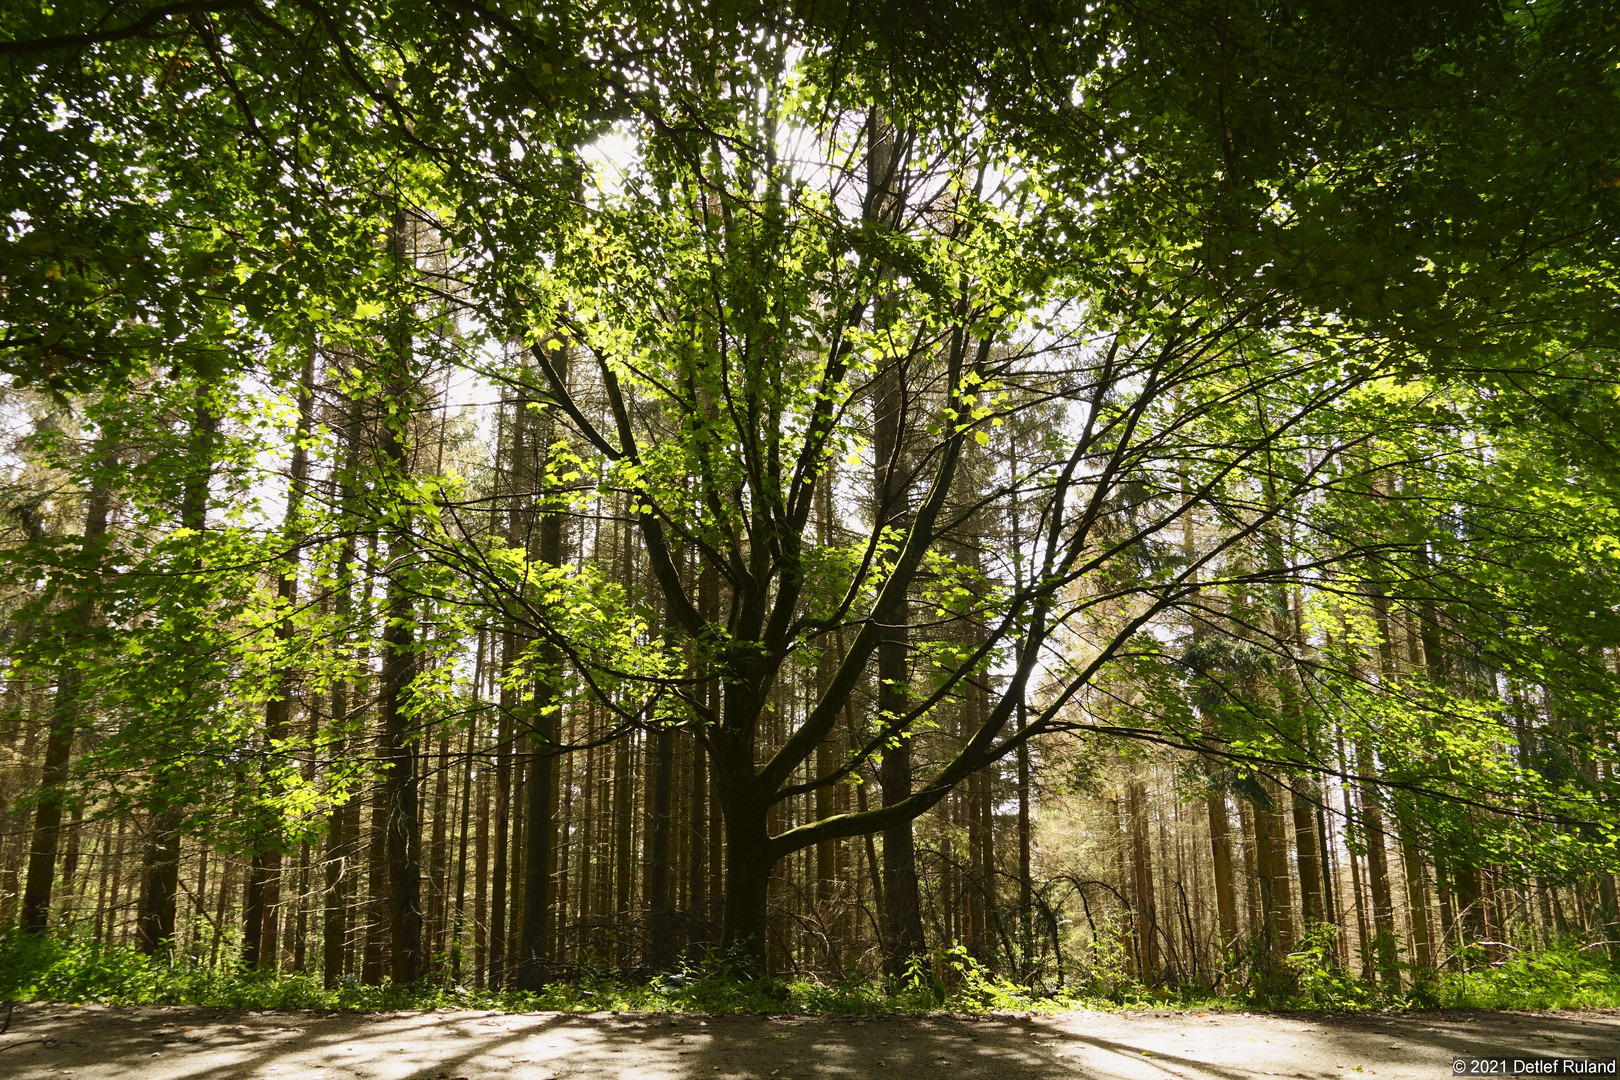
[1,1001,1617,1080]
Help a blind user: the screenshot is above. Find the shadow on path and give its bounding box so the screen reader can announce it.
[0,1002,1616,1080]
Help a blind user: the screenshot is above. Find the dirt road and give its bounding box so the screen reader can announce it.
[2,1001,1616,1080]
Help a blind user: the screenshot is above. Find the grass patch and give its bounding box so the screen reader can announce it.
[1424,944,1620,1011]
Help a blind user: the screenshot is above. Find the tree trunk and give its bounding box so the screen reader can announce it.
[425,728,451,971]
[474,757,490,986]
[322,421,361,988]
[246,350,315,968]
[717,787,773,965]
[693,559,720,949]
[489,646,513,986]
[321,652,352,988]
[1127,778,1160,979]
[140,392,216,955]
[1016,698,1033,969]
[20,456,111,933]
[1291,786,1325,929]
[1400,824,1434,972]
[362,768,388,983]
[378,210,423,983]
[1247,793,1279,969]
[1356,738,1401,989]
[813,481,838,963]
[689,729,709,952]
[613,729,634,966]
[645,724,675,972]
[862,104,925,979]
[1205,790,1240,951]
[516,690,558,987]
[1264,782,1296,951]
[451,707,476,982]
[1317,804,1338,932]
[135,811,182,954]
[516,347,569,990]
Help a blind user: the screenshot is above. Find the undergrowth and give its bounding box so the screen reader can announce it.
[2,930,1617,1015]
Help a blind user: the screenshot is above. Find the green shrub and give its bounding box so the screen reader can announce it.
[5,928,1619,1016]
[1285,923,1372,1009]
[1434,943,1620,1011]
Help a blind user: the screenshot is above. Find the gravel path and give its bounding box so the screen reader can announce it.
[2,1001,1617,1080]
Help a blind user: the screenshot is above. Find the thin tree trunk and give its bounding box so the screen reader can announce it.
[321,637,352,990]
[1241,796,1273,967]
[451,697,478,983]
[427,725,451,971]
[813,481,838,963]
[613,730,633,967]
[489,647,513,987]
[517,347,570,990]
[1127,777,1160,979]
[1356,737,1401,989]
[20,454,111,933]
[246,350,315,968]
[140,393,217,955]
[362,778,388,983]
[689,729,709,952]
[1400,825,1434,972]
[646,723,675,972]
[322,421,361,988]
[474,755,490,987]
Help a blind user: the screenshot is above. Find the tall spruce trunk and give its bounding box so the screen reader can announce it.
[488,650,513,986]
[516,348,569,990]
[138,392,217,955]
[428,727,452,969]
[613,729,634,965]
[1261,505,1322,936]
[474,757,490,985]
[321,634,353,985]
[645,724,675,970]
[1400,822,1434,970]
[814,482,839,960]
[1356,736,1401,988]
[515,667,560,988]
[1205,790,1241,951]
[1291,786,1325,928]
[1016,698,1033,966]
[246,351,315,968]
[1246,792,1279,969]
[1263,778,1296,951]
[1183,481,1239,956]
[691,560,720,948]
[362,769,388,982]
[1127,777,1160,978]
[1360,553,1403,987]
[488,382,529,987]
[378,209,423,983]
[20,448,112,933]
[321,396,363,987]
[867,107,925,977]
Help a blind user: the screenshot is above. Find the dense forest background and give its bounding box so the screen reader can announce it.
[1,0,1618,1005]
